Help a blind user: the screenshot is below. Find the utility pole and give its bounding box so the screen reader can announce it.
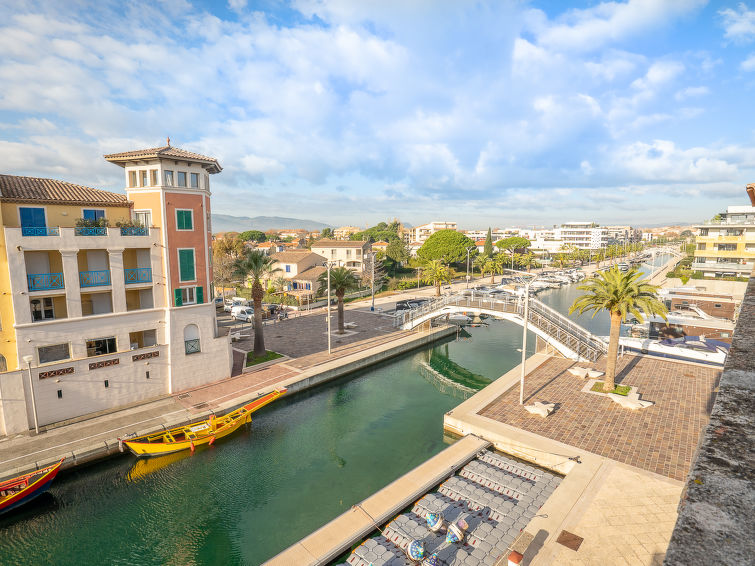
[23,355,38,434]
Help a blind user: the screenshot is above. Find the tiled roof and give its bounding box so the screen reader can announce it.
[0,174,130,207]
[311,239,369,248]
[271,251,325,263]
[294,266,327,281]
[104,144,222,173]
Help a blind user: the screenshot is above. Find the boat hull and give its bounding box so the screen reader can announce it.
[0,459,64,516]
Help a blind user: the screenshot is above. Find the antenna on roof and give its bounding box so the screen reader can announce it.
[166,136,170,146]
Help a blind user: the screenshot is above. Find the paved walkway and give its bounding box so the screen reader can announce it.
[480,355,720,481]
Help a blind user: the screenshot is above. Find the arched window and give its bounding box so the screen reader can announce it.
[184,324,200,355]
[0,354,6,372]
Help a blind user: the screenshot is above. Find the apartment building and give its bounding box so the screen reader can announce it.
[310,239,370,272]
[333,226,361,240]
[557,222,608,250]
[693,205,755,278]
[411,221,457,244]
[0,143,232,435]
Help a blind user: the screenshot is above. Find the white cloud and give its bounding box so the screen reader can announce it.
[674,85,709,100]
[742,53,755,70]
[719,3,755,43]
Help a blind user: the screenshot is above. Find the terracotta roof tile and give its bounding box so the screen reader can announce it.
[0,174,130,207]
[104,144,221,173]
[271,251,325,263]
[311,239,369,248]
[294,266,327,281]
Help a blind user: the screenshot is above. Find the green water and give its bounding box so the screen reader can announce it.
[0,321,534,566]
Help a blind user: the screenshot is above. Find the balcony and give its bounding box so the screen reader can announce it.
[22,227,60,237]
[124,267,152,284]
[79,270,111,288]
[120,226,149,236]
[27,273,64,292]
[74,227,107,236]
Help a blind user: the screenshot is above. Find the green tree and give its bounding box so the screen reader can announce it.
[570,267,667,392]
[320,227,333,239]
[239,230,266,242]
[519,252,536,272]
[420,259,452,296]
[473,254,488,278]
[213,236,246,297]
[317,267,360,334]
[496,236,531,268]
[233,250,281,357]
[385,239,411,267]
[484,228,494,258]
[417,230,476,264]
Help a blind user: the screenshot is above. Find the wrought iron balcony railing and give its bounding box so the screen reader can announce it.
[79,270,111,287]
[21,227,60,236]
[120,226,149,236]
[124,267,152,284]
[74,226,108,236]
[27,273,64,292]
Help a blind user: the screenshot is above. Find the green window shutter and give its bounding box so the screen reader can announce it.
[179,249,195,281]
[174,288,183,306]
[196,286,204,304]
[177,210,193,230]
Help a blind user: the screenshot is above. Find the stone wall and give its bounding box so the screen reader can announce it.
[663,273,755,565]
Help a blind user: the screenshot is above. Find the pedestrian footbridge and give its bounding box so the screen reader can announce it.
[394,292,608,362]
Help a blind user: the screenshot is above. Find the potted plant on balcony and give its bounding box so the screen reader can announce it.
[75,216,109,236]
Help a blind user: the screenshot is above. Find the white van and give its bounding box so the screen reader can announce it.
[231,306,254,322]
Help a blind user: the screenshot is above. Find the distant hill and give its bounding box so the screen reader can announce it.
[212,214,331,233]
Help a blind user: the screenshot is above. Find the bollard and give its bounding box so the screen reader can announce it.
[507,551,523,566]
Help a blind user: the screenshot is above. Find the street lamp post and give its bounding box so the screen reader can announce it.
[326,262,332,355]
[23,355,39,434]
[465,246,475,289]
[369,252,376,312]
[504,269,536,405]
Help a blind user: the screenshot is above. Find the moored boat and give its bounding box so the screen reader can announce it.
[121,389,287,457]
[0,458,65,516]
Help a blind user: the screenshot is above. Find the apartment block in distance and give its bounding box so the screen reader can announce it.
[693,203,755,278]
[411,221,457,244]
[310,239,371,272]
[0,143,231,435]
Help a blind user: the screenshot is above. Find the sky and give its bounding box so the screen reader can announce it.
[1,0,754,229]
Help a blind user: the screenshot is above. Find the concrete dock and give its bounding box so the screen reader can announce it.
[0,324,455,482]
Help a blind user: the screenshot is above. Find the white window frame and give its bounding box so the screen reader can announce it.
[190,172,199,188]
[177,248,197,283]
[134,210,152,228]
[175,209,194,231]
[177,171,187,187]
[164,170,174,186]
[30,297,55,322]
[85,336,118,357]
[180,286,197,305]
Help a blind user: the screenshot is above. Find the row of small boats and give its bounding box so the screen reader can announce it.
[0,388,286,517]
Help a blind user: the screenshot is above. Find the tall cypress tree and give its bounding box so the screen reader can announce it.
[484,227,494,257]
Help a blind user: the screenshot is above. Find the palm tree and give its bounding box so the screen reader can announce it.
[317,266,359,333]
[233,250,281,357]
[569,267,667,392]
[420,259,451,296]
[484,257,498,283]
[520,252,536,272]
[473,254,488,278]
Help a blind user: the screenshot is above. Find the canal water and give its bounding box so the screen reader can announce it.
[0,256,667,565]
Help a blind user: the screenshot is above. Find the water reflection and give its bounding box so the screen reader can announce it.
[419,342,493,398]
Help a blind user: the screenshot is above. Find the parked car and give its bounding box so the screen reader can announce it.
[214,296,224,309]
[225,300,245,313]
[231,306,255,322]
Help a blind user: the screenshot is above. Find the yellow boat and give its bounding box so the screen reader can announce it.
[121,389,287,457]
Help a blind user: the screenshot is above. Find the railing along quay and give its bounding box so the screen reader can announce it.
[395,292,607,362]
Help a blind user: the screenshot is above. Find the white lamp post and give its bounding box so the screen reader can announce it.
[465,246,475,289]
[22,354,39,434]
[504,269,536,405]
[325,260,342,355]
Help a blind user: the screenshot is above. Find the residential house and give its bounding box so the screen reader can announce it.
[310,239,371,272]
[268,250,326,297]
[333,226,361,240]
[411,221,457,244]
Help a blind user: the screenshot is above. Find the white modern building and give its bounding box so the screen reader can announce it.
[411,221,457,244]
[310,240,371,272]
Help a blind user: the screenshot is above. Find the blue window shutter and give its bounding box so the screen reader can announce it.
[21,207,46,227]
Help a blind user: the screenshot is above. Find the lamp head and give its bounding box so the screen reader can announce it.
[22,355,33,364]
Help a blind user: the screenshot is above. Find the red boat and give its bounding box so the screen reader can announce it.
[0,459,64,516]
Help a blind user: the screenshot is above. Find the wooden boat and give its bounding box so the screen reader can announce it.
[121,388,287,457]
[0,458,65,516]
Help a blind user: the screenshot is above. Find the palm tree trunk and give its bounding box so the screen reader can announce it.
[337,293,345,333]
[490,272,495,283]
[252,281,266,357]
[604,311,622,392]
[435,280,440,296]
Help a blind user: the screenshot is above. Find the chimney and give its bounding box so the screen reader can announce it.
[747,183,755,207]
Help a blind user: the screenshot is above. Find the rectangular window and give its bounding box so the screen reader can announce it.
[86,337,117,357]
[190,173,199,188]
[164,170,174,186]
[356,249,362,256]
[135,211,152,228]
[285,265,291,273]
[697,243,706,250]
[176,209,193,230]
[181,286,196,305]
[150,170,158,185]
[346,249,352,258]
[204,175,209,189]
[83,209,105,222]
[38,343,70,365]
[140,170,148,187]
[129,171,137,188]
[30,297,55,321]
[178,249,196,281]
[177,171,187,187]
[717,244,737,251]
[699,228,709,236]
[19,207,46,228]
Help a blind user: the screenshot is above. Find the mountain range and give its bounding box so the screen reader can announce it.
[212,214,331,233]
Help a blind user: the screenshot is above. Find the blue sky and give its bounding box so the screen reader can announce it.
[1,0,754,229]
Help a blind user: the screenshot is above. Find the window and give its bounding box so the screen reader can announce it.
[714,303,722,309]
[83,209,105,222]
[150,170,158,185]
[174,286,203,306]
[129,329,157,349]
[176,209,193,230]
[356,249,362,257]
[135,211,152,228]
[184,324,200,355]
[19,207,46,228]
[717,243,737,251]
[178,249,195,281]
[38,343,70,365]
[697,243,706,250]
[31,297,55,321]
[190,173,199,188]
[285,264,291,273]
[346,249,352,258]
[140,170,148,187]
[129,171,137,188]
[164,170,174,186]
[177,171,187,187]
[86,337,117,357]
[699,228,709,236]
